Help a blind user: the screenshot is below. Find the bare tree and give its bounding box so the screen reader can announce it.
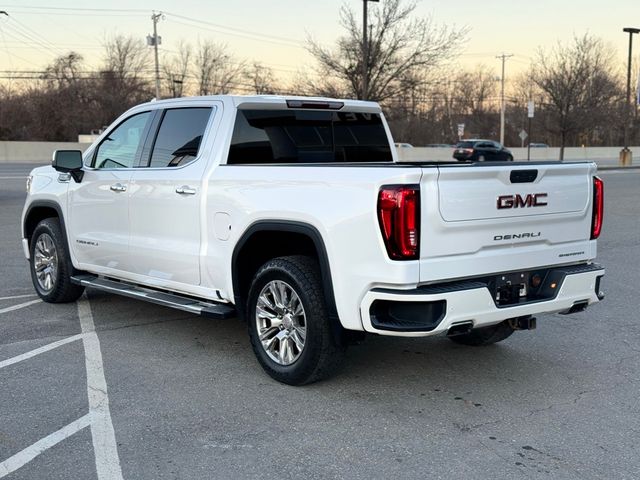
[528,34,622,159]
[247,62,277,94]
[98,35,153,128]
[163,41,192,97]
[306,0,467,102]
[103,35,151,81]
[194,41,245,95]
[454,65,497,116]
[43,52,84,89]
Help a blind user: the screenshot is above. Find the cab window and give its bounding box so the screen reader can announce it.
[147,108,212,168]
[93,112,151,169]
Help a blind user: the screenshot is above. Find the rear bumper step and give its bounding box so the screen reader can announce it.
[71,274,236,319]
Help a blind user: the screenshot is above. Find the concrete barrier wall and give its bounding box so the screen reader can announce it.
[0,141,637,164]
[397,146,639,163]
[0,142,91,163]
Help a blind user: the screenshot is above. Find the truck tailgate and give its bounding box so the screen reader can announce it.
[418,162,598,283]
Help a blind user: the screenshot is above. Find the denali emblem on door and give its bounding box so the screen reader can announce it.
[497,193,548,209]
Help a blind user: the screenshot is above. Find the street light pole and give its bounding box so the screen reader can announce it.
[361,0,379,101]
[621,27,640,166]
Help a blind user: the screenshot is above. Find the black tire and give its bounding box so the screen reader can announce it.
[247,255,345,385]
[477,154,486,162]
[29,218,84,303]
[448,320,515,346]
[507,155,514,162]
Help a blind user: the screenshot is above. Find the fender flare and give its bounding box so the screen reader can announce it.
[23,200,69,246]
[231,220,339,324]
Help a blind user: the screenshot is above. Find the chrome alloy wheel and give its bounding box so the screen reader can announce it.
[255,280,307,366]
[33,233,58,292]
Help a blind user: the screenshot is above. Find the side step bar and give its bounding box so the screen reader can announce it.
[71,274,236,319]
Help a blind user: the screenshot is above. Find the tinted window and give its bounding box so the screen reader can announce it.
[456,141,475,148]
[94,112,151,169]
[227,109,392,164]
[148,108,212,168]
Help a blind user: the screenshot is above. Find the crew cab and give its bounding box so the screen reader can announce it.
[21,95,605,385]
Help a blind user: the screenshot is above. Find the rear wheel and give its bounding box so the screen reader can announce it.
[477,154,486,162]
[247,255,345,385]
[29,218,84,303]
[448,320,515,346]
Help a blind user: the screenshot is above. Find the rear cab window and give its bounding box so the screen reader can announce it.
[227,109,392,164]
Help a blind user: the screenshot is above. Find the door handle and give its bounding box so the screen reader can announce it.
[110,183,127,192]
[175,185,196,195]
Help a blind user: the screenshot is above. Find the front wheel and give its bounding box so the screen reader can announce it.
[29,218,84,303]
[247,255,345,385]
[448,320,515,346]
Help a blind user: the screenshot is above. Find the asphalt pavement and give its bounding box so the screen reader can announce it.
[0,163,639,479]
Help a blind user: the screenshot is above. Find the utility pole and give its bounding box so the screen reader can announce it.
[361,0,379,101]
[496,53,513,146]
[621,27,640,166]
[149,11,164,100]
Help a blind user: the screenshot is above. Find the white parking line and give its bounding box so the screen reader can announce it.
[0,299,41,315]
[77,296,124,480]
[0,414,91,478]
[0,294,37,301]
[0,334,84,370]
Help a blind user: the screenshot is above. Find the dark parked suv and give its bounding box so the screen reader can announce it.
[453,139,513,162]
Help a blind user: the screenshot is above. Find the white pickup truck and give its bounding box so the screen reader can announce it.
[21,95,605,385]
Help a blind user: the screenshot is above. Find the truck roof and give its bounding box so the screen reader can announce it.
[136,94,382,113]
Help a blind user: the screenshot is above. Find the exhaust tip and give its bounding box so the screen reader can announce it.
[447,321,474,336]
[560,300,589,315]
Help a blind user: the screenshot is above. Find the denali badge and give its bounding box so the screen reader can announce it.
[494,232,541,241]
[497,193,547,209]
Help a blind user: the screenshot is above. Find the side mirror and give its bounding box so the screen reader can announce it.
[52,150,84,182]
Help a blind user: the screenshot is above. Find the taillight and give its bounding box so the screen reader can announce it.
[591,176,604,240]
[377,185,420,260]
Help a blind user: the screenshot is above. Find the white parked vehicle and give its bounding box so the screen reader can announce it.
[21,95,605,385]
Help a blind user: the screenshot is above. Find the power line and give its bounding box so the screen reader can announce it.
[8,13,64,52]
[0,4,149,12]
[166,18,303,50]
[163,11,303,47]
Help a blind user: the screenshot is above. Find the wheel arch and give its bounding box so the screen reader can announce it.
[231,220,339,326]
[23,201,68,246]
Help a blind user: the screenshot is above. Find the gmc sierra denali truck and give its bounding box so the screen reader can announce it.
[21,95,605,385]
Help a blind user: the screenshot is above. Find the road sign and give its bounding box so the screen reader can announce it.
[519,130,528,141]
[457,123,465,138]
[527,101,535,118]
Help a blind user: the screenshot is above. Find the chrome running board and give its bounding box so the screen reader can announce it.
[71,274,236,319]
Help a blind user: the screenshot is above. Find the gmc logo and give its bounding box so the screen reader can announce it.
[497,193,548,209]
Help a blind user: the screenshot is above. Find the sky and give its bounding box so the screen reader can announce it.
[0,0,639,85]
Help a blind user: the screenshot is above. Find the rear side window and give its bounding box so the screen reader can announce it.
[227,110,392,164]
[148,107,212,168]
